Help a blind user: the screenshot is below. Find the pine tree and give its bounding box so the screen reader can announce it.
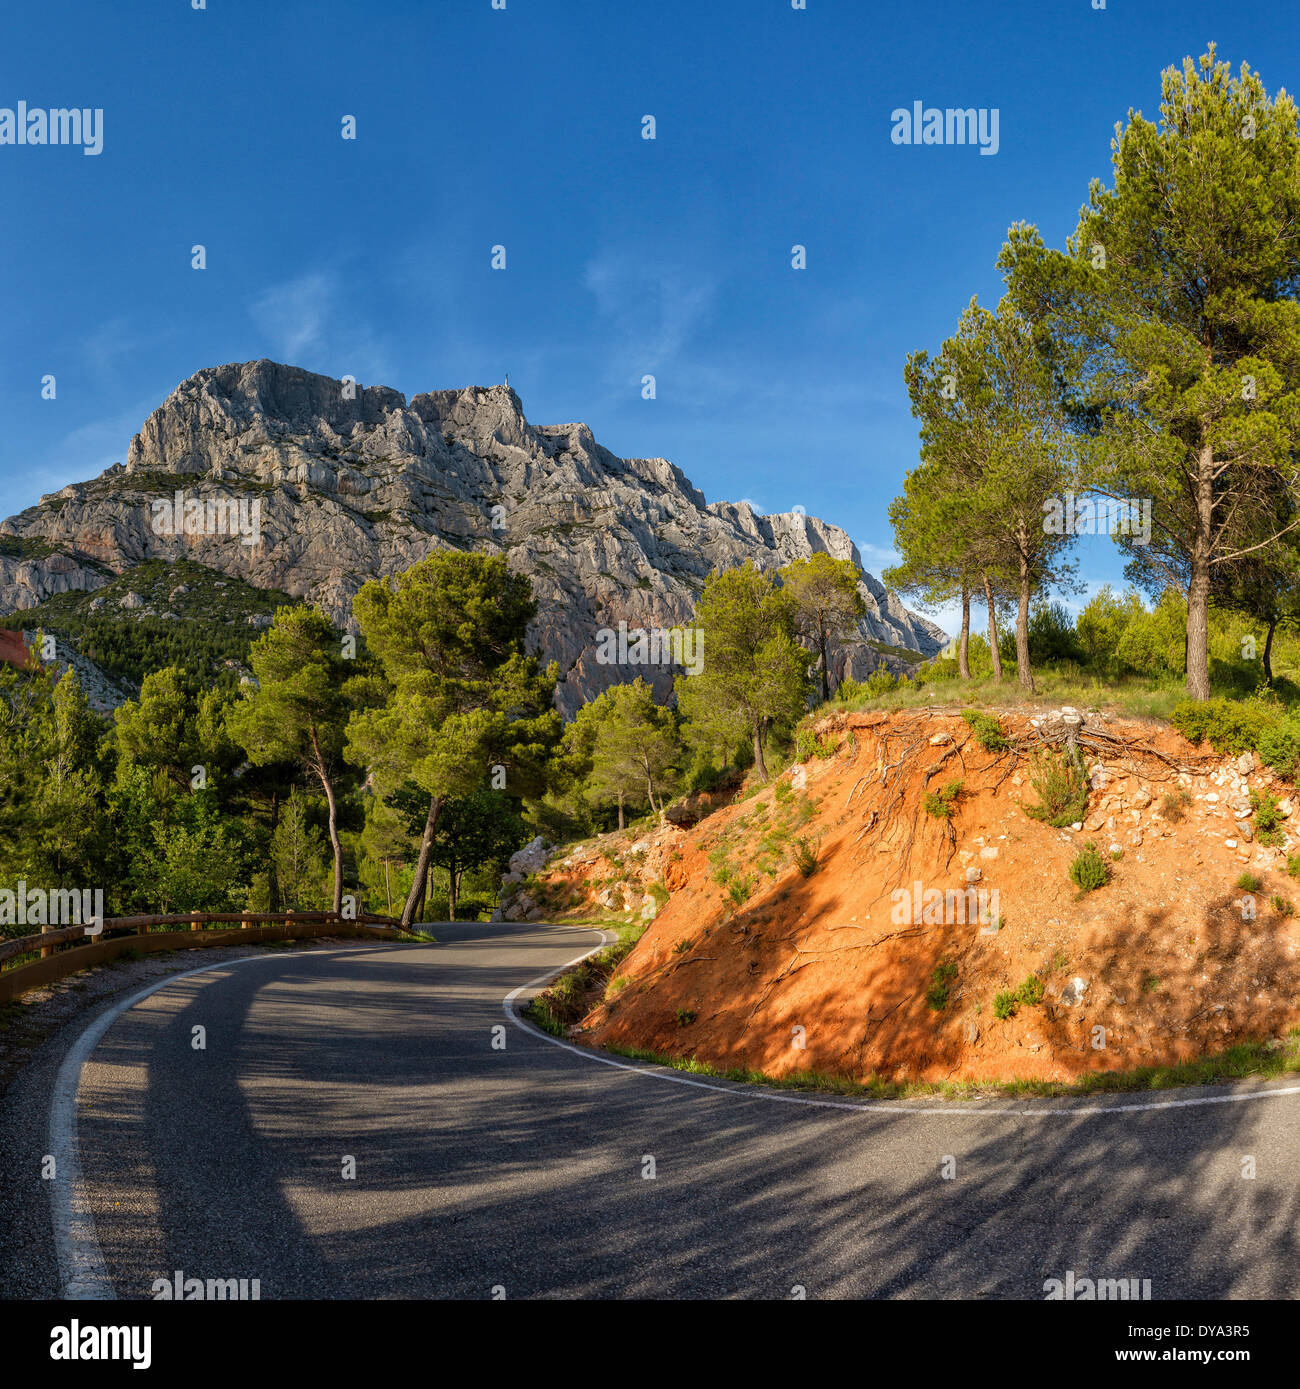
[1002,47,1300,700]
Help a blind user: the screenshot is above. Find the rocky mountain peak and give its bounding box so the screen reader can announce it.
[1,361,946,714]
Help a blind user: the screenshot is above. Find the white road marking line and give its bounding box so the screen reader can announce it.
[48,947,375,1300]
[504,926,1300,1119]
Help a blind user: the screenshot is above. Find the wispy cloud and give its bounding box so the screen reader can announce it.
[582,253,719,373]
[249,272,336,362]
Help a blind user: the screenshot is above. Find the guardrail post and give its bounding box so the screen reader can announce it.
[40,925,54,960]
[190,913,200,932]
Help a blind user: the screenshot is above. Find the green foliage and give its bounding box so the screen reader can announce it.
[779,553,867,702]
[863,667,897,698]
[1251,790,1286,847]
[793,836,820,877]
[1069,841,1110,893]
[926,960,958,1011]
[727,873,756,905]
[1170,698,1270,756]
[961,708,1009,750]
[1001,48,1300,699]
[1272,894,1294,918]
[675,561,811,781]
[674,1008,697,1027]
[993,991,1019,1021]
[0,559,296,691]
[1238,871,1263,891]
[994,974,1045,1020]
[922,778,964,819]
[1024,750,1089,827]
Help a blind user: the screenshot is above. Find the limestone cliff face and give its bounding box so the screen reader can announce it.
[0,360,945,714]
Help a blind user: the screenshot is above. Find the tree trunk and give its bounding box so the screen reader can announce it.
[617,789,625,831]
[310,731,344,914]
[958,581,972,681]
[401,793,445,927]
[752,718,768,780]
[1264,619,1277,686]
[448,867,458,921]
[268,790,281,912]
[383,857,392,917]
[1016,551,1035,693]
[818,622,831,702]
[1186,448,1214,701]
[983,574,1003,682]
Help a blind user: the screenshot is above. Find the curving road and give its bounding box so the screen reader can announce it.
[8,922,1300,1300]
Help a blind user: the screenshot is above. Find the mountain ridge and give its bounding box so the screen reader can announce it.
[0,359,946,714]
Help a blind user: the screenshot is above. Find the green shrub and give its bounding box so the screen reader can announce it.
[1257,718,1300,779]
[863,668,897,698]
[1025,750,1090,828]
[774,779,794,804]
[1238,871,1262,891]
[673,937,693,954]
[793,836,820,877]
[922,778,964,819]
[1251,791,1286,847]
[1015,974,1045,1006]
[1272,894,1294,918]
[794,728,819,761]
[834,676,866,704]
[675,1007,696,1027]
[728,874,756,905]
[1069,841,1110,893]
[993,990,1019,1020]
[926,960,958,1011]
[1170,698,1270,757]
[961,709,1010,751]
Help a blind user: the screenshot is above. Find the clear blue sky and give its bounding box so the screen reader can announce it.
[1,0,1293,633]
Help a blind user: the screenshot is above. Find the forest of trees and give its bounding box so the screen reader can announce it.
[0,548,867,930]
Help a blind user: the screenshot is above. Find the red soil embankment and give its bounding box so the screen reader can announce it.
[546,708,1300,1085]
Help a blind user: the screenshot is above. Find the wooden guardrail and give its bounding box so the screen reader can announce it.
[0,911,403,969]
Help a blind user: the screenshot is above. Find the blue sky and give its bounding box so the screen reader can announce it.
[1,0,1294,635]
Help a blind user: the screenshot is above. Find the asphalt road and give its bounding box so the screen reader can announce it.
[7,922,1300,1300]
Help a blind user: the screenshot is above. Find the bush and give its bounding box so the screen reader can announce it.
[1272,894,1294,918]
[793,836,820,877]
[961,709,1009,752]
[926,960,958,1011]
[1170,698,1271,757]
[1015,974,1045,1006]
[863,668,897,698]
[834,676,866,704]
[675,1008,696,1027]
[1239,871,1263,891]
[1251,791,1286,847]
[1069,841,1110,893]
[1025,750,1090,827]
[728,874,756,905]
[993,990,1019,1020]
[922,779,964,819]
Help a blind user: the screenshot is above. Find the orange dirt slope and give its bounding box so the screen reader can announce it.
[562,707,1300,1085]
